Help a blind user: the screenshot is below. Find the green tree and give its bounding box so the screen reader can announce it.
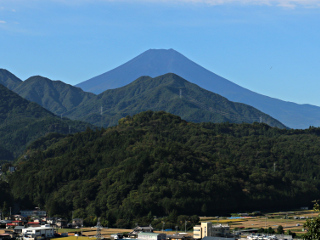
[303,202,320,240]
[2,201,7,218]
[277,225,284,234]
[267,227,275,234]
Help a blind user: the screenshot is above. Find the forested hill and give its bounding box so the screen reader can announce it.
[0,69,22,90]
[66,73,286,129]
[10,111,320,227]
[0,70,285,129]
[0,69,96,116]
[0,84,92,161]
[13,75,96,115]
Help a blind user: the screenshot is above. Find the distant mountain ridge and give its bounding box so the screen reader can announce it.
[0,69,95,116]
[76,49,320,129]
[66,73,286,128]
[14,76,96,115]
[0,69,285,129]
[0,69,22,90]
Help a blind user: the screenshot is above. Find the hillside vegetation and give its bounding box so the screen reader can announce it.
[10,111,320,227]
[66,73,286,128]
[0,69,286,129]
[0,84,92,160]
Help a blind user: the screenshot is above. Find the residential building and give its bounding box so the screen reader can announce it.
[20,210,46,218]
[129,225,154,238]
[72,218,83,227]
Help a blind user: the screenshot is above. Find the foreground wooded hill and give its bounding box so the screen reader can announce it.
[10,111,320,227]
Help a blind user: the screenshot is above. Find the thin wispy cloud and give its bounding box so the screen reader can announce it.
[2,0,320,8]
[0,20,6,23]
[143,0,320,8]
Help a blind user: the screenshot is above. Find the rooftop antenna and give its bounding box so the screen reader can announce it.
[259,116,262,123]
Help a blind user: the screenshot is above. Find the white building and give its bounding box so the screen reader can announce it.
[21,225,54,240]
[138,232,166,240]
[193,222,231,239]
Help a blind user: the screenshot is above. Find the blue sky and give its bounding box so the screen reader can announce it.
[1,0,320,106]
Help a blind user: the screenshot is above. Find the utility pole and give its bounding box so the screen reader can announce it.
[100,106,103,128]
[96,218,102,240]
[265,216,267,228]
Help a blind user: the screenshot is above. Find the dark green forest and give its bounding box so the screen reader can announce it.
[0,84,93,160]
[8,111,320,228]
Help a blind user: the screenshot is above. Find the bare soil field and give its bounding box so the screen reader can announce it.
[66,228,132,238]
[200,210,319,234]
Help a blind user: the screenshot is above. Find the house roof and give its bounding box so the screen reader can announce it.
[138,233,164,236]
[6,223,16,226]
[14,226,26,230]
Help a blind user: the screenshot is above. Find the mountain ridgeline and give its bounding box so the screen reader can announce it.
[0,69,22,91]
[0,69,95,116]
[10,111,320,227]
[0,83,92,161]
[0,69,286,129]
[76,49,320,129]
[67,74,286,128]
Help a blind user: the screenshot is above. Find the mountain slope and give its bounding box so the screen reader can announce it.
[13,75,96,115]
[0,69,96,116]
[67,73,286,128]
[76,49,320,129]
[0,69,22,90]
[0,84,92,160]
[10,111,320,225]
